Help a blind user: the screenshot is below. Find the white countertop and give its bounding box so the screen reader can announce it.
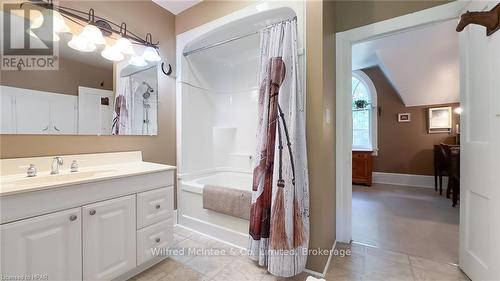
[0,151,176,197]
[0,161,175,197]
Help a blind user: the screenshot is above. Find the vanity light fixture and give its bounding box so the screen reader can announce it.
[23,1,161,59]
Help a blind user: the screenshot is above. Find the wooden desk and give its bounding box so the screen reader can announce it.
[352,151,373,186]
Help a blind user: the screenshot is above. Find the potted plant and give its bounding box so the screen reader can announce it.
[354,99,369,110]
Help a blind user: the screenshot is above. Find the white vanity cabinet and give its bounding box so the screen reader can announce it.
[0,153,175,281]
[83,195,136,281]
[0,208,82,281]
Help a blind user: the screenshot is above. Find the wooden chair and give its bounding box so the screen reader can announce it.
[440,143,460,207]
[434,145,449,195]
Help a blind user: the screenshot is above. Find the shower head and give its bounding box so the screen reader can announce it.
[142,81,154,99]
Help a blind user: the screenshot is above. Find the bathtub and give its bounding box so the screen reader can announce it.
[177,170,252,247]
[182,171,252,194]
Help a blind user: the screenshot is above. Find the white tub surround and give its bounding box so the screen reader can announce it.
[176,0,304,253]
[0,151,175,281]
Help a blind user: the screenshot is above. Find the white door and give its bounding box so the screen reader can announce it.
[83,195,136,281]
[78,86,114,135]
[15,93,50,134]
[50,94,77,134]
[0,208,82,281]
[459,1,500,280]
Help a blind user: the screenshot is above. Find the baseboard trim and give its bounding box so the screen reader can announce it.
[372,172,448,189]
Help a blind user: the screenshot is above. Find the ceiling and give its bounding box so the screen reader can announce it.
[352,19,459,107]
[151,0,202,15]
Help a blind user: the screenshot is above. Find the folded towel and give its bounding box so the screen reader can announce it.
[202,185,251,220]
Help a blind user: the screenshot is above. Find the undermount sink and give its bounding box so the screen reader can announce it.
[1,170,118,187]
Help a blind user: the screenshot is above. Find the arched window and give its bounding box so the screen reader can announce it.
[352,70,377,152]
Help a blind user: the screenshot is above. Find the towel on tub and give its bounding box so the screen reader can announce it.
[202,185,251,220]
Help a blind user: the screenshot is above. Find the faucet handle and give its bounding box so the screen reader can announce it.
[70,160,79,172]
[56,157,64,165]
[27,164,37,177]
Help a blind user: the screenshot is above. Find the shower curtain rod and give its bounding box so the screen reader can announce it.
[183,17,297,57]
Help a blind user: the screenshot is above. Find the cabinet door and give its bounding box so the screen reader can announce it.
[83,195,136,281]
[51,95,77,134]
[0,208,82,281]
[15,93,51,134]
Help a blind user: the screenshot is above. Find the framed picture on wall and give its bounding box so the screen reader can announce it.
[428,107,452,133]
[398,113,411,122]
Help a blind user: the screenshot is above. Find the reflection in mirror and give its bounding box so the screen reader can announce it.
[0,7,159,136]
[113,63,158,135]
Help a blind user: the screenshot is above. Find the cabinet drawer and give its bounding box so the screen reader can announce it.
[137,187,173,229]
[137,219,173,265]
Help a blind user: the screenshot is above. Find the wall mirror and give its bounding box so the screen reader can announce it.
[0,7,159,136]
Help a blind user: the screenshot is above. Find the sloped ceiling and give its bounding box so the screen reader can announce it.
[352,19,459,107]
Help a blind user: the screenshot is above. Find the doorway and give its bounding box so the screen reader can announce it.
[336,1,500,280]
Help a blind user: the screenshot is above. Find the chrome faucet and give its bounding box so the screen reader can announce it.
[51,157,64,174]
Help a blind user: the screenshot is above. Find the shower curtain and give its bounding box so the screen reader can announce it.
[112,76,133,135]
[248,19,309,277]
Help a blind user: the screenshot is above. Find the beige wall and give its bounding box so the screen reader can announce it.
[363,67,459,176]
[175,0,254,35]
[0,1,177,167]
[334,0,452,32]
[1,58,113,95]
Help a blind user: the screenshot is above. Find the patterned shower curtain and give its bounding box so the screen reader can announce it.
[248,19,309,277]
[112,76,133,135]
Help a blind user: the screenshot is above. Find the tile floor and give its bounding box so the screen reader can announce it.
[352,183,460,264]
[130,226,469,281]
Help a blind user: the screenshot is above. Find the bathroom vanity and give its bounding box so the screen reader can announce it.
[0,151,175,281]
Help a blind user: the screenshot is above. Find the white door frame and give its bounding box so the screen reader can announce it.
[335,0,470,243]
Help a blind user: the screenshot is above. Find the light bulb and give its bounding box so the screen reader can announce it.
[142,46,161,62]
[454,107,463,115]
[80,24,106,45]
[129,55,147,67]
[114,37,135,55]
[68,34,96,52]
[101,45,124,62]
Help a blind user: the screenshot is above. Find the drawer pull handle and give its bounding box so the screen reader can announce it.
[155,238,161,243]
[155,204,161,209]
[89,209,96,216]
[69,215,77,221]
